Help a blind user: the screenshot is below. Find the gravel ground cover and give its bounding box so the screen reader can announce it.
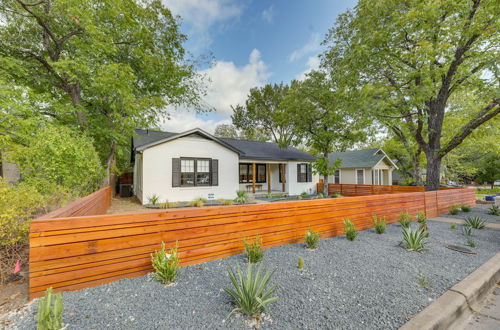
[440,204,500,223]
[12,221,500,330]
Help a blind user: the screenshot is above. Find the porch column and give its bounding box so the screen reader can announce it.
[267,163,271,192]
[252,162,256,193]
[280,163,285,192]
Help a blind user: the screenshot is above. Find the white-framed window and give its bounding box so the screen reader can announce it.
[373,169,380,185]
[356,169,365,184]
[334,169,341,184]
[180,159,195,186]
[196,159,210,186]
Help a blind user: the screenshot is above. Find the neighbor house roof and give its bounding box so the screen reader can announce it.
[328,148,397,169]
[133,128,315,162]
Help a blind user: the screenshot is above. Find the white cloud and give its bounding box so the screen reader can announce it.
[261,5,274,23]
[160,109,231,134]
[296,55,321,80]
[199,49,271,114]
[288,33,322,62]
[163,0,243,32]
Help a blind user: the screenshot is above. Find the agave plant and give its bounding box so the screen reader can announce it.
[401,226,427,252]
[235,190,247,204]
[373,216,386,234]
[225,263,278,318]
[464,216,486,229]
[488,205,500,216]
[462,225,473,237]
[398,211,411,228]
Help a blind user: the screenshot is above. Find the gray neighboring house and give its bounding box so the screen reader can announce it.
[327,148,398,185]
[0,151,20,184]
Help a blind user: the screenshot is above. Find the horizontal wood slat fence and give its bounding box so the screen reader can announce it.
[29,187,475,299]
[316,183,426,196]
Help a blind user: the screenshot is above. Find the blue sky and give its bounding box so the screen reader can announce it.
[161,0,357,133]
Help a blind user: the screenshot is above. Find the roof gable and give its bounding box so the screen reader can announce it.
[328,148,397,169]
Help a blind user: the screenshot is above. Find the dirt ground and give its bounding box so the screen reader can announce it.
[0,277,29,328]
[106,196,153,214]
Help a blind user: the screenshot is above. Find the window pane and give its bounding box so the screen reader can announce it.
[257,164,266,183]
[357,170,364,184]
[196,173,210,185]
[181,173,194,186]
[181,159,194,172]
[335,170,340,184]
[197,160,209,173]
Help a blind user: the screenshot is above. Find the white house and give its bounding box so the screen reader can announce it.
[132,128,318,204]
[327,148,397,185]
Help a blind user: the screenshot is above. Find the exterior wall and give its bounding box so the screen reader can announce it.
[329,167,372,185]
[133,153,143,202]
[287,161,319,195]
[141,135,239,203]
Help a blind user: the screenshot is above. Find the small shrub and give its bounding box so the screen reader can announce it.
[235,191,247,204]
[449,204,460,215]
[417,272,429,289]
[224,263,278,318]
[373,216,386,234]
[37,287,63,330]
[147,194,160,205]
[460,204,471,212]
[462,225,473,237]
[316,192,324,199]
[466,238,476,247]
[244,235,264,263]
[487,205,500,216]
[416,211,426,223]
[151,241,179,284]
[300,192,308,198]
[296,195,302,200]
[217,199,234,206]
[189,197,207,207]
[265,191,273,199]
[329,193,340,198]
[450,223,456,230]
[464,216,486,229]
[297,257,304,270]
[398,211,411,228]
[304,229,320,249]
[160,201,178,209]
[343,219,357,241]
[401,226,427,252]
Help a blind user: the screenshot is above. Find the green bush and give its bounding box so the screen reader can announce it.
[225,263,278,318]
[316,192,324,199]
[464,216,486,229]
[37,287,63,330]
[460,204,471,212]
[297,257,304,270]
[343,218,357,241]
[300,192,308,198]
[416,211,426,223]
[244,235,264,263]
[450,223,456,230]
[477,187,500,195]
[372,216,386,234]
[151,241,179,284]
[235,191,247,204]
[398,211,411,228]
[160,201,178,209]
[466,238,476,247]
[402,226,427,252]
[189,197,207,207]
[304,229,320,249]
[449,204,460,215]
[488,205,500,216]
[217,199,234,206]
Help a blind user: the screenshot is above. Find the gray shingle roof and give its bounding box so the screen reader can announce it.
[328,149,391,168]
[133,129,315,162]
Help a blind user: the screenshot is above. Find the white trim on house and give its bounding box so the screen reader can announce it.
[355,168,365,184]
[334,168,341,184]
[372,149,399,169]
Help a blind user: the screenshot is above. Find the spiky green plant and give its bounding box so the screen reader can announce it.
[460,204,471,212]
[417,271,429,289]
[450,223,456,230]
[343,218,357,241]
[243,235,264,263]
[304,229,320,249]
[416,211,427,223]
[449,204,460,215]
[316,192,324,199]
[189,197,207,207]
[147,194,160,205]
[464,216,486,229]
[235,190,247,204]
[373,216,386,234]
[37,287,63,330]
[466,238,476,247]
[487,205,500,216]
[401,226,427,252]
[462,225,473,237]
[297,257,304,270]
[160,201,179,209]
[151,241,179,284]
[265,191,273,199]
[224,263,278,318]
[398,211,411,228]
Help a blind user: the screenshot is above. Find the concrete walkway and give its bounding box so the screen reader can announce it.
[466,284,500,330]
[431,216,500,229]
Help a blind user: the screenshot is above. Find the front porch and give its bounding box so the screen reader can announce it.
[239,161,287,194]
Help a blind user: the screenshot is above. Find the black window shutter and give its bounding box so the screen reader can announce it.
[297,164,301,182]
[307,164,312,182]
[172,158,181,187]
[211,159,218,186]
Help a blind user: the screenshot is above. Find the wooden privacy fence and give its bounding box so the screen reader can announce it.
[316,183,426,196]
[29,187,475,299]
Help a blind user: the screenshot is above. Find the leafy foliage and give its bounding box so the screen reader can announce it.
[464,216,486,229]
[224,263,278,318]
[151,241,179,284]
[372,216,386,234]
[37,287,63,330]
[189,197,207,207]
[488,205,500,216]
[147,194,160,206]
[460,204,471,212]
[343,218,357,241]
[466,238,476,248]
[304,229,320,249]
[398,211,411,228]
[235,191,248,204]
[416,211,427,223]
[450,223,456,230]
[462,225,473,237]
[449,205,461,215]
[244,235,264,263]
[401,226,427,252]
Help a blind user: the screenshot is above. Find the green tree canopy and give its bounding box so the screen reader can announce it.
[214,123,269,141]
[322,0,499,190]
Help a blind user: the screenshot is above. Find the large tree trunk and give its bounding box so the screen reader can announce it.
[104,141,117,196]
[425,155,441,191]
[323,174,329,196]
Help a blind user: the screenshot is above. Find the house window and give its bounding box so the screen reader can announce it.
[196,159,210,186]
[373,169,379,185]
[180,158,212,187]
[356,169,364,184]
[298,164,307,182]
[180,159,195,186]
[334,169,340,184]
[239,163,266,183]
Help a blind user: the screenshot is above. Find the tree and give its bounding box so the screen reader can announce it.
[322,0,499,191]
[285,72,369,195]
[475,153,500,188]
[214,124,239,139]
[232,83,297,147]
[214,124,269,141]
[0,0,204,190]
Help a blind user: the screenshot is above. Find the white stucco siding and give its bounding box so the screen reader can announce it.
[141,135,239,203]
[287,161,319,195]
[133,153,144,202]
